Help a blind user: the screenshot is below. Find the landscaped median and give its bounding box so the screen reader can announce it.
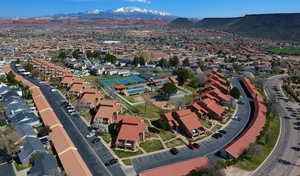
[233,113,280,170]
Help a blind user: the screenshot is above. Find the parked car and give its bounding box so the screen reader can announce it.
[212,133,223,139]
[61,101,69,105]
[92,138,100,144]
[67,109,75,113]
[86,132,95,138]
[105,159,118,166]
[170,148,179,155]
[218,130,227,134]
[187,143,194,150]
[192,143,200,149]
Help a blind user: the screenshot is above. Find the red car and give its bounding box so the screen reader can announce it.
[192,143,200,149]
[187,143,194,150]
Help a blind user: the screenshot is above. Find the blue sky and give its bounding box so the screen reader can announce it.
[0,0,299,18]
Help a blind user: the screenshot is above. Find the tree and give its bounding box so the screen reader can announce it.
[174,69,190,86]
[133,56,145,66]
[58,50,67,59]
[183,58,190,67]
[197,60,207,71]
[158,58,168,68]
[25,63,33,72]
[246,143,262,157]
[16,58,20,64]
[29,152,42,165]
[159,83,177,100]
[189,75,200,88]
[169,56,179,67]
[86,50,93,58]
[6,71,18,85]
[105,54,117,64]
[230,87,240,99]
[72,49,81,59]
[0,126,22,155]
[187,162,225,176]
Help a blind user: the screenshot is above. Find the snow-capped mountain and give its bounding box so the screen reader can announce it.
[113,7,171,16]
[47,7,176,20]
[87,9,102,15]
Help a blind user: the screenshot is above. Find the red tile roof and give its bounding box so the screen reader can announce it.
[139,157,209,176]
[116,115,147,142]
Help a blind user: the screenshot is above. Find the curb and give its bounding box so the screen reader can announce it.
[251,77,283,175]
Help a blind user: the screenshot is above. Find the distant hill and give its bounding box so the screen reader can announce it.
[170,13,300,41]
[169,18,194,27]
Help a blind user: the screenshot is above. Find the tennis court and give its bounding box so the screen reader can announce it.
[100,75,148,87]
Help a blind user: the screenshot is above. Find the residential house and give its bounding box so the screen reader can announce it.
[16,124,38,141]
[198,98,226,120]
[18,137,46,164]
[172,109,204,138]
[27,153,59,176]
[78,89,102,109]
[93,100,121,132]
[115,115,147,151]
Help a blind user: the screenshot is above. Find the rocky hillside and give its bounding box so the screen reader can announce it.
[171,13,300,41]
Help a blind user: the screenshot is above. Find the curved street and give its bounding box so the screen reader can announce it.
[253,75,300,176]
[132,77,252,173]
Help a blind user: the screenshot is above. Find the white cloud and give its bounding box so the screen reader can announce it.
[125,0,151,4]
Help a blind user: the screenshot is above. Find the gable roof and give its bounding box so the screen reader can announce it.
[139,157,209,176]
[16,124,37,139]
[18,137,46,163]
[28,153,58,176]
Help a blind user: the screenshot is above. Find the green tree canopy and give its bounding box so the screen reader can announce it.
[133,56,145,66]
[105,54,117,64]
[169,56,179,67]
[230,87,240,99]
[174,69,190,86]
[6,71,18,85]
[159,82,177,100]
[183,58,190,67]
[58,50,67,59]
[86,50,93,58]
[158,58,168,68]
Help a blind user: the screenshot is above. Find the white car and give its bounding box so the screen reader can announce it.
[67,109,75,113]
[51,89,57,92]
[86,132,95,138]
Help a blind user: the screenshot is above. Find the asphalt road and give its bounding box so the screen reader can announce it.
[253,75,300,176]
[132,77,252,173]
[11,63,126,176]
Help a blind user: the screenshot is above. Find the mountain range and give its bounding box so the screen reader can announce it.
[38,7,175,20]
[170,13,300,41]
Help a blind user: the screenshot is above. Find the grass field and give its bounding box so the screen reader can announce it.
[159,129,176,141]
[112,149,143,158]
[140,140,164,153]
[268,48,300,55]
[100,133,111,143]
[166,138,185,148]
[128,103,163,119]
[122,159,132,166]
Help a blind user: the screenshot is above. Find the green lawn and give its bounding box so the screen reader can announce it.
[140,140,164,153]
[129,103,163,119]
[112,149,143,158]
[159,129,176,141]
[188,135,207,143]
[122,159,132,166]
[200,119,212,129]
[14,163,31,171]
[268,48,300,55]
[100,133,112,143]
[211,124,222,132]
[166,138,185,148]
[236,115,280,171]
